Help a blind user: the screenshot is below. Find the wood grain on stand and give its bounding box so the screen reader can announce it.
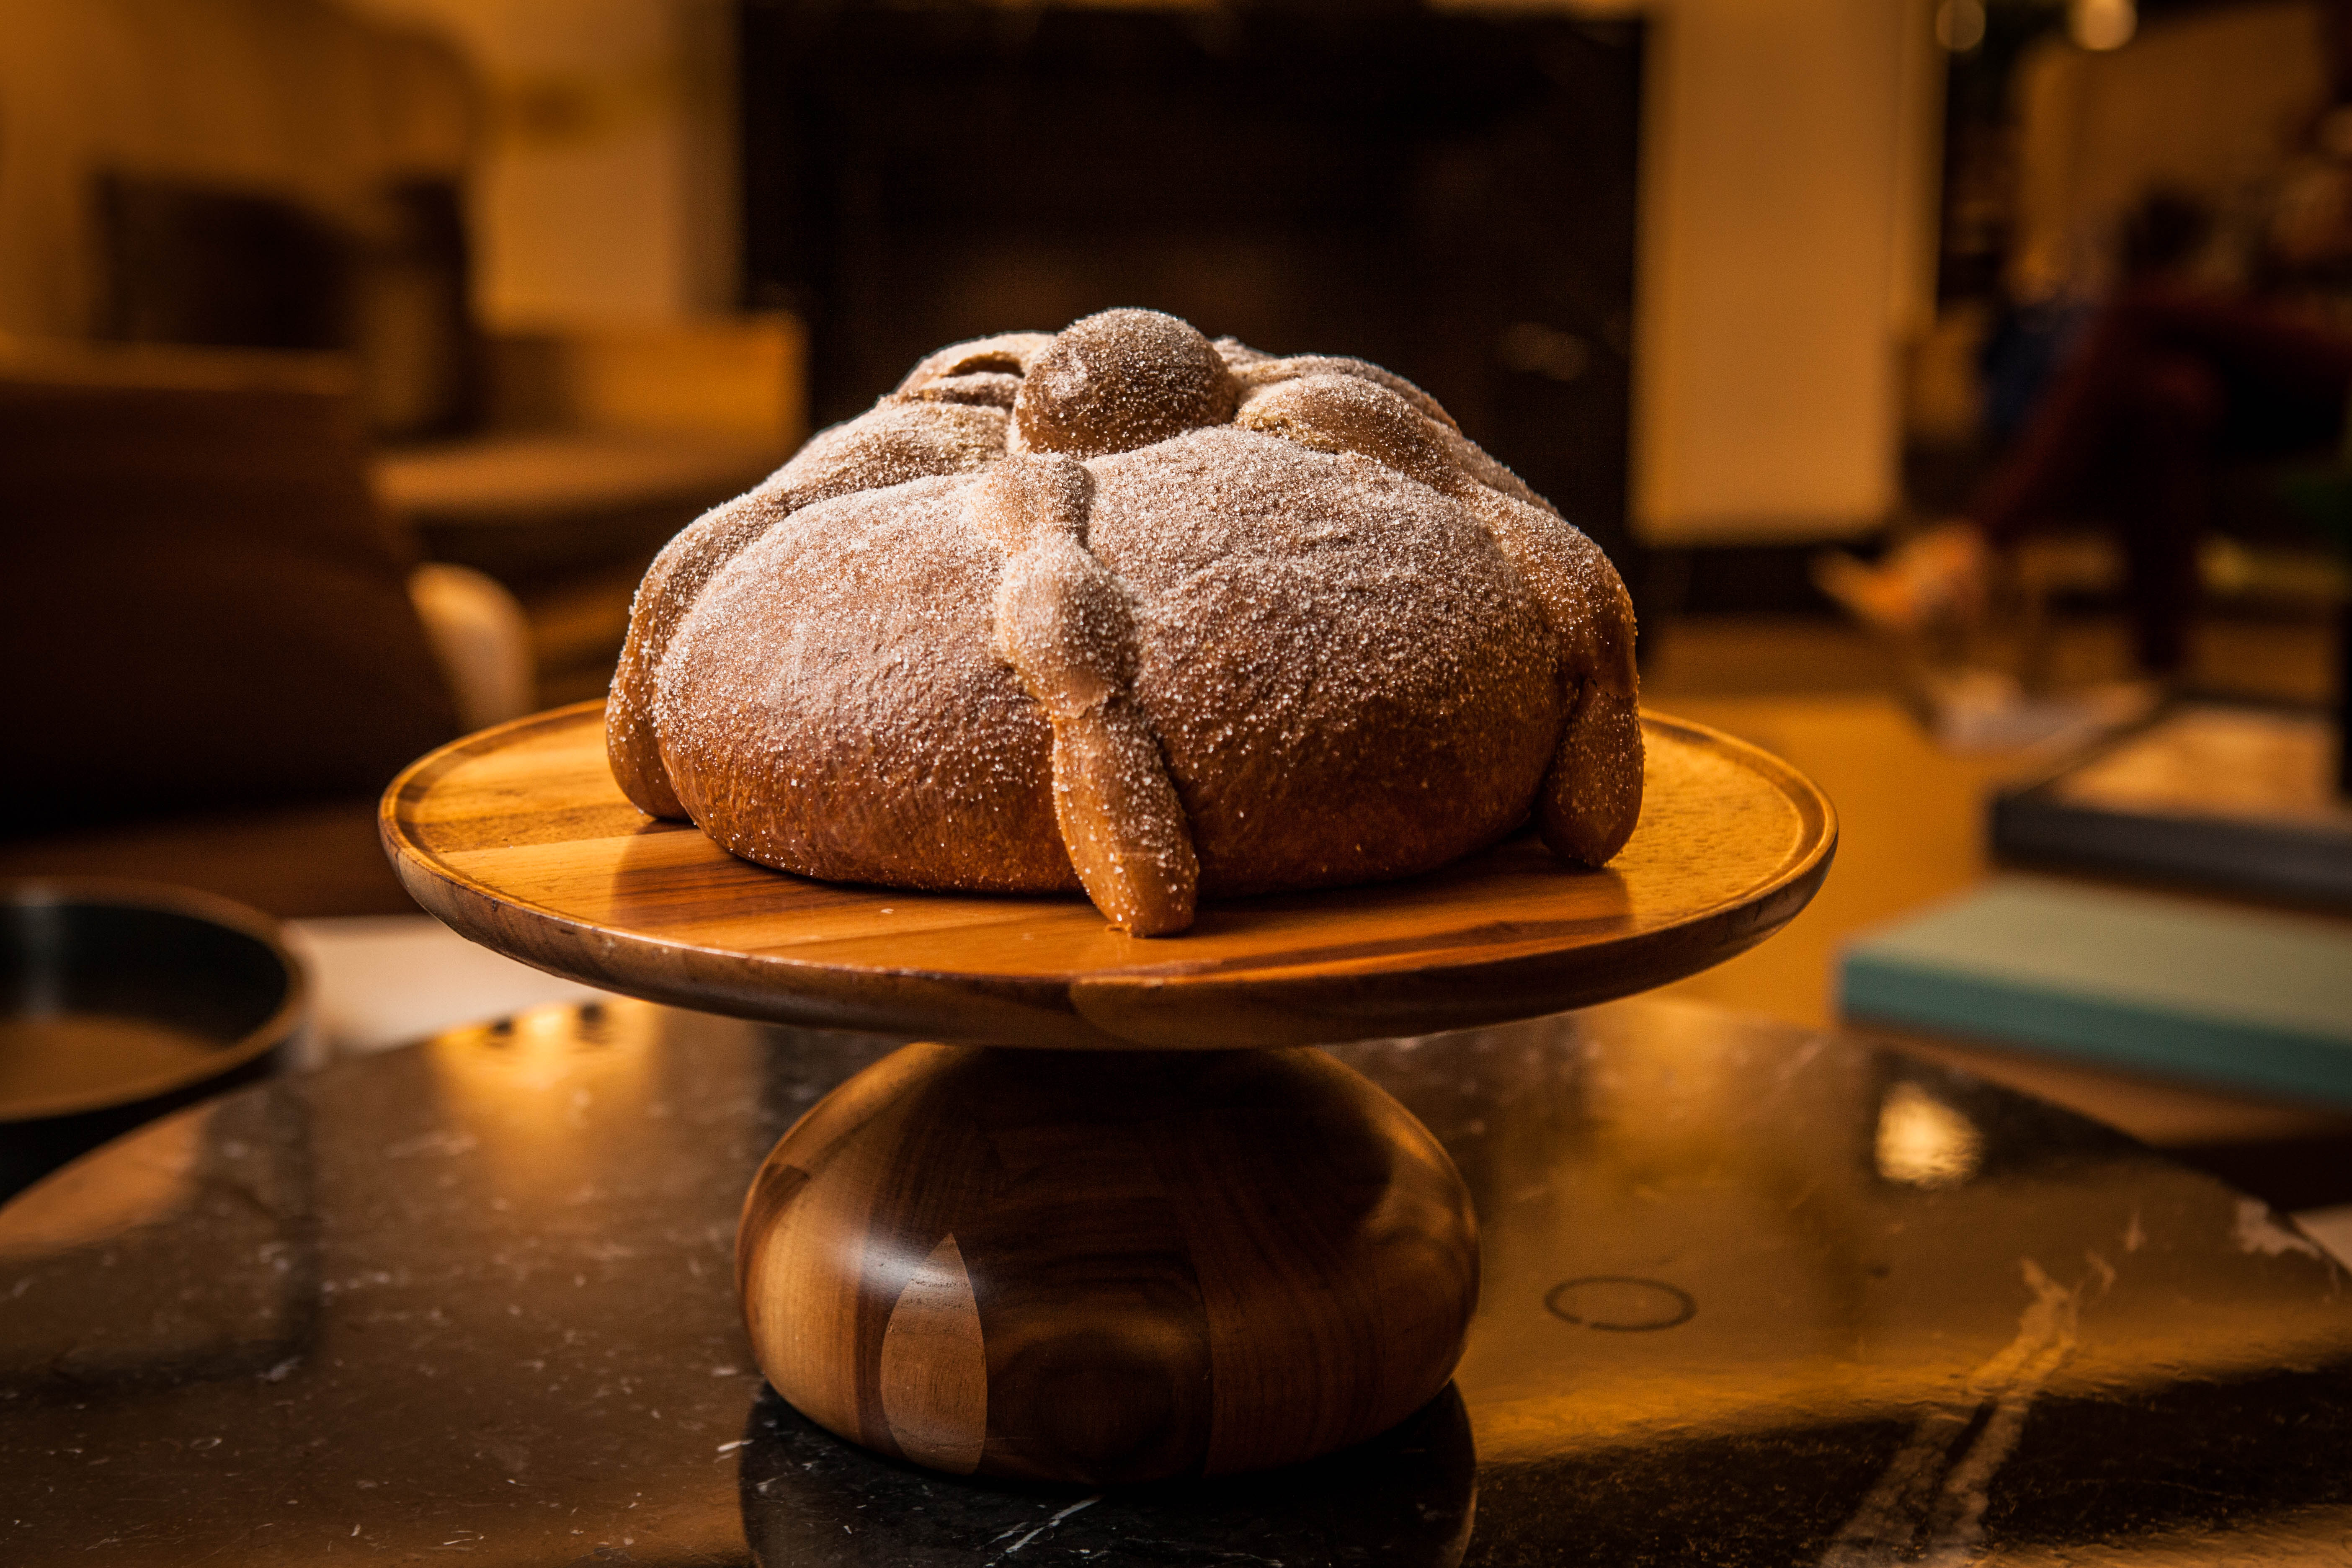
[735,1041,1478,1483]
[381,701,1834,1048]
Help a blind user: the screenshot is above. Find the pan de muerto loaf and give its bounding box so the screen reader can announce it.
[607,309,1641,936]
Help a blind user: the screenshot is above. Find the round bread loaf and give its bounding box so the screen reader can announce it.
[608,309,1642,936]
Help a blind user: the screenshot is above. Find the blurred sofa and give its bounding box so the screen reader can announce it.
[0,0,801,915]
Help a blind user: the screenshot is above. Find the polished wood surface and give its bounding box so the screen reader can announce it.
[382,701,1836,1047]
[735,1041,1478,1484]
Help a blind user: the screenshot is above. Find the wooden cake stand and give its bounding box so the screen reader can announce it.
[382,701,1834,1486]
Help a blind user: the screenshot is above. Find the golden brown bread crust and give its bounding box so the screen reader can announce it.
[606,400,1014,818]
[1231,374,1642,866]
[1088,427,1560,898]
[658,475,1070,892]
[609,308,1642,934]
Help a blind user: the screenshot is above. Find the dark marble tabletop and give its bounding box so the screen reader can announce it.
[3,997,2348,1565]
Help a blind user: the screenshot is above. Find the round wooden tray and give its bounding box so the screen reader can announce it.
[382,700,1835,1049]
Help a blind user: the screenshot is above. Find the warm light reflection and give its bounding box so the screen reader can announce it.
[1875,1082,1983,1187]
[2069,0,2136,51]
[1454,1001,1884,1462]
[1581,1000,1760,1166]
[424,1001,655,1200]
[1981,1506,2352,1566]
[1422,1010,2348,1468]
[0,1101,214,1260]
[1934,0,1986,53]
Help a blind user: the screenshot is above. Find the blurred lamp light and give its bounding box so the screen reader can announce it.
[1875,1082,1984,1187]
[2070,0,2136,51]
[2319,103,2352,161]
[1935,0,1986,53]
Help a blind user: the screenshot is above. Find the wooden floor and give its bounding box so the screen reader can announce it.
[1638,609,2352,1196]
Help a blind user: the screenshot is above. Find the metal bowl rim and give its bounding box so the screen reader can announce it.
[0,877,309,1122]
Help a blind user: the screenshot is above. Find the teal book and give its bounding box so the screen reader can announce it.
[1840,877,2352,1106]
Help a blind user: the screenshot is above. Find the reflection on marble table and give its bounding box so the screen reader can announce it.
[1,996,2347,1565]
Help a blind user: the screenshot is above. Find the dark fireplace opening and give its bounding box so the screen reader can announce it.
[740,0,1643,573]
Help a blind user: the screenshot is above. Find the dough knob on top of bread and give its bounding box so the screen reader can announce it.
[1011,309,1239,459]
[607,308,1643,936]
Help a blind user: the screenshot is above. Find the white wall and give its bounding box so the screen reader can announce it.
[1629,0,1943,544]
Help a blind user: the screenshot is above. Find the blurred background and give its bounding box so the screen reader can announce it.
[3,0,2349,1196]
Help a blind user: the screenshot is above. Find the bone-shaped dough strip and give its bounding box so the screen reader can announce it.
[970,454,1200,936]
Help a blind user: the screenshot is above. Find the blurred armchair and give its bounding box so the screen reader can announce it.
[0,343,472,917]
[0,0,802,712]
[378,314,802,706]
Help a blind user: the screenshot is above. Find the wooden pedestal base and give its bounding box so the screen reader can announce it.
[735,1044,1479,1484]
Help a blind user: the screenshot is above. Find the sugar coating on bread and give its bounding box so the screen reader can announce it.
[1011,309,1239,459]
[656,476,1069,892]
[609,308,1643,934]
[1232,373,1642,865]
[608,400,1012,818]
[977,454,1199,935]
[1086,426,1560,897]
